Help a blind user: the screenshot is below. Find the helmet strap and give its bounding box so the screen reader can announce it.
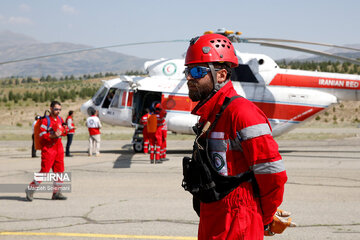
[208,63,228,92]
[208,63,219,92]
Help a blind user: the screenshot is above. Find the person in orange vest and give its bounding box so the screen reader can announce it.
[26,100,68,201]
[154,103,168,161]
[147,108,162,164]
[65,110,76,157]
[31,115,41,158]
[140,108,150,154]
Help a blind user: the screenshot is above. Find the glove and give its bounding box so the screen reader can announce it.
[264,209,296,236]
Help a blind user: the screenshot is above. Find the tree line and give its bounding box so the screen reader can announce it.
[0,70,145,86]
[0,72,118,86]
[2,87,97,104]
[277,60,360,74]
[0,70,148,104]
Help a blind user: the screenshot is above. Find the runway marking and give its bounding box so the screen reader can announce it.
[0,231,196,239]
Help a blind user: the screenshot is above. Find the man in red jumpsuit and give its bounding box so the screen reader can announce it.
[26,100,67,201]
[184,33,288,239]
[154,103,168,161]
[140,109,150,154]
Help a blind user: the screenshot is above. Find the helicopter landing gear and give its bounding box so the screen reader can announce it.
[133,140,144,153]
[132,125,144,153]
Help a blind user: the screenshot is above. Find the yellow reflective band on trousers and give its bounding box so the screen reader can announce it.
[0,232,196,240]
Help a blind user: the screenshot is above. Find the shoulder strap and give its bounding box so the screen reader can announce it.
[45,116,63,129]
[209,95,242,132]
[194,95,242,145]
[58,116,63,124]
[45,116,51,129]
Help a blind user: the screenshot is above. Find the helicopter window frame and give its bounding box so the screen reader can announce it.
[110,89,133,109]
[110,89,122,108]
[92,86,108,106]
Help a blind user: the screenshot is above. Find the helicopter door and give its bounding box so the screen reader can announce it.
[132,90,162,124]
[104,89,133,126]
[98,87,116,123]
[131,90,162,152]
[101,88,117,109]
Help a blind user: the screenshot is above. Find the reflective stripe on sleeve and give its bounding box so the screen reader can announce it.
[252,160,285,174]
[40,124,48,130]
[237,123,272,141]
[39,131,47,137]
[210,132,224,139]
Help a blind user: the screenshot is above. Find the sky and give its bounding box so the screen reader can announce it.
[1,0,360,61]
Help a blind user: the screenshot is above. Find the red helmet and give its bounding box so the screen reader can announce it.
[185,33,238,68]
[155,103,162,110]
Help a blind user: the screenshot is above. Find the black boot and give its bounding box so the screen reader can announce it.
[52,192,67,200]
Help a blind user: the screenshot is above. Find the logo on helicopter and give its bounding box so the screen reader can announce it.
[162,62,177,76]
[318,78,359,88]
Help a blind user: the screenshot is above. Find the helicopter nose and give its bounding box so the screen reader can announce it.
[80,100,93,115]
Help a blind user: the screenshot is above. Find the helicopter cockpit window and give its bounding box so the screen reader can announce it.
[231,64,259,83]
[110,89,123,108]
[102,88,117,109]
[92,87,108,106]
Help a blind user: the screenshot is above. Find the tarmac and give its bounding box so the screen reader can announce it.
[0,132,360,240]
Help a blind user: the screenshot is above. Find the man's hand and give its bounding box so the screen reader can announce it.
[50,130,62,139]
[264,209,296,236]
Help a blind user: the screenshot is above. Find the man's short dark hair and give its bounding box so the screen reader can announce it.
[68,110,74,116]
[214,63,232,80]
[50,100,61,108]
[89,108,96,116]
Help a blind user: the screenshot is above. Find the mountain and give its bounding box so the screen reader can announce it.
[0,31,148,78]
[0,30,39,48]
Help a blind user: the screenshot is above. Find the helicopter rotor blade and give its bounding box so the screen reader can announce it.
[0,39,188,65]
[1,35,360,66]
[242,38,360,52]
[244,40,360,65]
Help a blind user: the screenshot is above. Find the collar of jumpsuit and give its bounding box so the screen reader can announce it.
[191,81,236,123]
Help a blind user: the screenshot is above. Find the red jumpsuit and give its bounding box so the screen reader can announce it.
[156,109,167,159]
[29,115,65,193]
[160,122,167,159]
[140,113,149,153]
[152,112,163,161]
[192,81,287,239]
[147,113,160,161]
